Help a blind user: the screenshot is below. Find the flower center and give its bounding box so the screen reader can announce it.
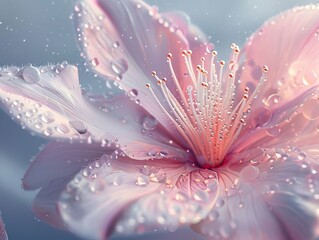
[146,44,268,168]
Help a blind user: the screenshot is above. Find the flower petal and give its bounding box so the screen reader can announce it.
[22,142,111,190]
[194,151,319,239]
[74,0,207,133]
[58,154,218,239]
[232,4,319,157]
[0,214,8,240]
[238,4,319,125]
[0,64,187,160]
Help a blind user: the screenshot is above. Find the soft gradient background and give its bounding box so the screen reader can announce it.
[0,0,315,239]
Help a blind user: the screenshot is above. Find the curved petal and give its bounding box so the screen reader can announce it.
[194,148,319,240]
[74,0,208,134]
[22,142,111,228]
[22,142,111,190]
[58,154,219,240]
[0,214,8,240]
[0,64,187,160]
[240,4,319,106]
[237,4,319,130]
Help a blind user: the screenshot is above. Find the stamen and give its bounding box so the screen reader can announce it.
[146,45,268,168]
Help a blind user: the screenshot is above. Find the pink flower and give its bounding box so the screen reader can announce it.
[0,214,8,240]
[1,0,319,239]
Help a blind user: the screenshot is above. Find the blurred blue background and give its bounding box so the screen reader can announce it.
[0,0,315,239]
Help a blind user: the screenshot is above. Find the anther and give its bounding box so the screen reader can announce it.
[201,82,209,87]
[167,53,173,60]
[262,65,269,73]
[212,51,217,56]
[187,50,192,55]
[151,71,157,76]
[220,60,225,66]
[182,50,187,56]
[146,83,151,88]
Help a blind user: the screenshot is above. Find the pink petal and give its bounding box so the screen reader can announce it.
[238,4,319,129]
[194,150,319,239]
[231,85,319,155]
[22,142,111,190]
[0,215,8,240]
[0,65,187,160]
[74,0,207,134]
[58,154,218,239]
[0,65,88,139]
[22,142,111,228]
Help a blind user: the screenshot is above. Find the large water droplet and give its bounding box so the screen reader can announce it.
[206,43,215,53]
[69,120,87,134]
[252,107,272,127]
[23,66,41,84]
[215,198,225,208]
[56,124,69,134]
[40,111,55,123]
[113,41,120,48]
[240,166,259,181]
[129,89,138,98]
[90,58,99,67]
[302,98,319,120]
[111,58,128,75]
[112,175,123,186]
[136,175,149,186]
[266,125,281,137]
[208,210,219,221]
[143,115,158,130]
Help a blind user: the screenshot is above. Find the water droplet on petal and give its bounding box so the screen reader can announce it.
[129,89,138,98]
[56,124,69,134]
[111,58,128,75]
[40,111,55,123]
[297,152,306,160]
[112,175,123,186]
[143,115,158,130]
[113,41,120,48]
[215,198,225,208]
[69,120,87,134]
[302,99,319,120]
[23,66,41,84]
[240,166,259,181]
[90,58,99,67]
[266,125,281,137]
[136,175,149,186]
[252,107,272,127]
[208,210,219,221]
[206,43,215,53]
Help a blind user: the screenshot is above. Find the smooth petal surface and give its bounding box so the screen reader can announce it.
[0,64,187,160]
[0,215,7,240]
[58,153,218,240]
[74,0,207,134]
[194,149,319,240]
